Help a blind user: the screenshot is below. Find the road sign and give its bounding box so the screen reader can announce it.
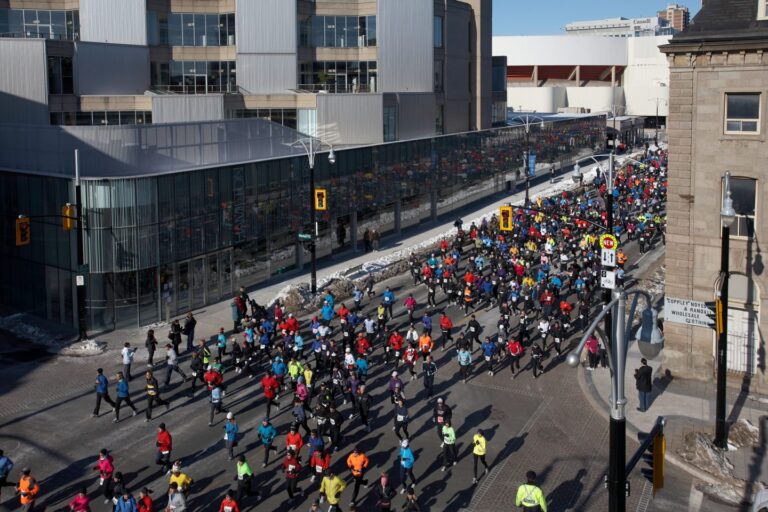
[76,275,85,287]
[664,297,715,329]
[600,270,616,289]
[298,233,313,242]
[599,234,618,251]
[528,153,536,177]
[601,248,617,268]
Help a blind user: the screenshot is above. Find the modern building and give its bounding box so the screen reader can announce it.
[661,0,767,388]
[0,114,604,332]
[0,0,494,146]
[658,3,690,32]
[492,35,670,127]
[564,16,673,38]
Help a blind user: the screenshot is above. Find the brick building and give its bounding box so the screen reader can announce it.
[661,0,768,388]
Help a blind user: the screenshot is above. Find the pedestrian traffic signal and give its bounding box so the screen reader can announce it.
[640,432,665,496]
[314,188,327,211]
[15,216,30,246]
[499,206,513,231]
[62,203,75,231]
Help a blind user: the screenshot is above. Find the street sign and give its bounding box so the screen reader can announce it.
[664,297,715,329]
[599,234,618,251]
[600,270,616,289]
[601,248,617,268]
[76,275,85,287]
[528,153,536,177]
[298,233,313,242]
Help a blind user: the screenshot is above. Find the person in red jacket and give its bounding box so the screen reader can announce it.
[261,370,280,419]
[285,424,304,454]
[439,313,453,351]
[282,449,303,504]
[155,423,172,474]
[356,333,371,356]
[219,489,241,512]
[204,366,223,391]
[309,448,330,482]
[507,339,524,377]
[387,331,404,366]
[137,487,153,512]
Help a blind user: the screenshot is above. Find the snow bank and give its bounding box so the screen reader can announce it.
[0,313,68,347]
[59,339,107,357]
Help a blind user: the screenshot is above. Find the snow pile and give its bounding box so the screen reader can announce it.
[728,418,760,449]
[695,481,745,506]
[678,431,735,476]
[59,339,106,357]
[0,313,68,347]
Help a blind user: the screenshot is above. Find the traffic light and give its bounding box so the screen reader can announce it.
[640,432,665,496]
[499,206,513,231]
[15,216,30,246]
[314,188,327,211]
[62,203,76,231]
[715,298,724,335]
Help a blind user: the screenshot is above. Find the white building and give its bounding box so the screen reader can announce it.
[492,35,670,121]
[565,16,672,38]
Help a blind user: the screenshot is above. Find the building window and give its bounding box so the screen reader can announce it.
[50,111,152,126]
[759,0,768,20]
[227,108,299,130]
[383,106,397,142]
[299,60,376,93]
[47,56,73,94]
[151,60,236,94]
[152,12,235,46]
[724,177,757,238]
[725,93,760,134]
[0,8,79,40]
[434,16,443,48]
[299,16,376,48]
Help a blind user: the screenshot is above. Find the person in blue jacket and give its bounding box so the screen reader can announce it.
[114,489,138,512]
[258,418,278,467]
[399,439,417,494]
[321,301,335,326]
[382,287,396,319]
[481,337,497,376]
[271,356,288,389]
[93,368,116,417]
[421,313,433,335]
[114,371,138,423]
[224,412,239,460]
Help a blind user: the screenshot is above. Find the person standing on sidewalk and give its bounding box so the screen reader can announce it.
[182,312,196,353]
[515,470,547,511]
[144,370,170,422]
[145,329,158,368]
[634,358,653,412]
[155,423,172,475]
[121,343,136,381]
[114,372,138,423]
[93,368,117,418]
[472,429,489,484]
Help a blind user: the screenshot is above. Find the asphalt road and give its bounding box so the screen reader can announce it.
[0,231,730,512]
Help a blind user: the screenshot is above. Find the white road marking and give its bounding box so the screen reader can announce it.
[688,482,704,512]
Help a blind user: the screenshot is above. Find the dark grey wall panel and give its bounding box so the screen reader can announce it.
[75,43,150,96]
[151,95,225,124]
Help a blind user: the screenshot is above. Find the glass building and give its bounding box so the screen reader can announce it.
[0,115,605,333]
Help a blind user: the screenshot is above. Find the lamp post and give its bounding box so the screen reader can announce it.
[567,288,662,512]
[715,170,737,449]
[74,149,88,340]
[291,137,335,295]
[510,113,545,206]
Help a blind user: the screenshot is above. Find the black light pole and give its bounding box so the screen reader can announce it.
[715,171,736,449]
[74,149,88,340]
[510,114,544,207]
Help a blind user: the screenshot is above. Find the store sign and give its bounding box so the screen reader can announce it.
[664,297,715,329]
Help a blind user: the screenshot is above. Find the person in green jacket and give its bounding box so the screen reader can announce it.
[235,455,258,503]
[441,421,458,471]
[515,470,547,511]
[319,469,346,509]
[472,429,489,484]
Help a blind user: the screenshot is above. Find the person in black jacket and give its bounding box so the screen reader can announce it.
[634,358,653,412]
[375,473,397,512]
[433,398,452,444]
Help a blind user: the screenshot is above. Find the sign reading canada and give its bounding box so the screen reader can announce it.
[664,297,715,329]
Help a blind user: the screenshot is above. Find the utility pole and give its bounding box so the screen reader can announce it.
[74,149,88,340]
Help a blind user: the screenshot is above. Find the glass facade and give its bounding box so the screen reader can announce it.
[0,117,604,333]
[0,8,79,40]
[47,56,73,95]
[147,11,235,46]
[299,61,377,93]
[51,111,152,126]
[228,109,299,131]
[299,15,376,48]
[150,60,236,94]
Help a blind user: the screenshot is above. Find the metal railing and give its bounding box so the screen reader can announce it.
[0,31,78,41]
[296,83,376,94]
[149,84,238,95]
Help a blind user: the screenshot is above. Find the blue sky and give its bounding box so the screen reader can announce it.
[492,1,700,36]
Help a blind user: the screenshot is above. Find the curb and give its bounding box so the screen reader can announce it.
[576,362,723,487]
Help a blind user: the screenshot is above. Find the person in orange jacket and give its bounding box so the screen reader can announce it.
[346,447,370,506]
[219,489,241,512]
[418,332,433,359]
[16,467,39,511]
[439,313,453,350]
[285,424,304,455]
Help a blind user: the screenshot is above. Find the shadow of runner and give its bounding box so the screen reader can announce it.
[491,432,528,467]
[547,467,587,511]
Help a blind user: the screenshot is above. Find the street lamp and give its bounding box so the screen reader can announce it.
[291,136,335,295]
[715,170,737,449]
[571,162,583,185]
[510,113,545,206]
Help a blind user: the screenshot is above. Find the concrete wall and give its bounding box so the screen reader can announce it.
[0,38,49,125]
[623,36,670,117]
[151,95,225,124]
[74,43,150,96]
[493,35,628,66]
[236,54,297,94]
[466,0,492,129]
[506,85,620,114]
[80,0,147,46]
[395,93,436,140]
[317,93,383,145]
[377,0,433,92]
[663,48,768,387]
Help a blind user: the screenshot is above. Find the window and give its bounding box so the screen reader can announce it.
[47,56,72,94]
[151,60,236,93]
[759,0,768,20]
[0,8,79,40]
[300,16,376,48]
[434,16,443,48]
[725,177,757,238]
[159,12,235,47]
[725,93,760,134]
[50,111,152,126]
[383,106,397,142]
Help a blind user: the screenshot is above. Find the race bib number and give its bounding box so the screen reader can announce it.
[437,416,444,424]
[288,465,296,471]
[289,444,296,451]
[484,356,491,362]
[316,465,324,473]
[396,414,405,422]
[470,327,476,332]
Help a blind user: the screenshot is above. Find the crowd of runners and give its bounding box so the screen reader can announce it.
[0,147,667,512]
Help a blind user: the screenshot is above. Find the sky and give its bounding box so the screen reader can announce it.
[492,0,700,36]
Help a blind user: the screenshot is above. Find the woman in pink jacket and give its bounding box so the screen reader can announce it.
[93,448,116,502]
[69,487,91,511]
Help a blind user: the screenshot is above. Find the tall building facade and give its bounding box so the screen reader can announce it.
[564,16,671,38]
[661,0,768,388]
[658,3,690,32]
[0,0,492,145]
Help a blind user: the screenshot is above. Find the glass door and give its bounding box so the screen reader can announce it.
[191,257,205,309]
[207,254,219,303]
[177,262,190,313]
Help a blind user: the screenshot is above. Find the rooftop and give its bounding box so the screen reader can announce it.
[669,0,768,43]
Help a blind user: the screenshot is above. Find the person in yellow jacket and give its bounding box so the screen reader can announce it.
[472,429,489,484]
[515,470,547,511]
[16,467,39,511]
[169,461,193,497]
[319,469,346,508]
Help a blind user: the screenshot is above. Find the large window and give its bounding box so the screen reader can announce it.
[726,177,757,238]
[383,106,397,142]
[147,12,235,46]
[299,15,376,48]
[725,93,760,134]
[151,60,236,94]
[434,16,444,48]
[47,56,73,94]
[50,111,152,126]
[299,60,377,93]
[0,8,79,40]
[228,108,298,130]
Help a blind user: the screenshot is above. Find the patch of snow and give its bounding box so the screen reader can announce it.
[59,339,106,357]
[0,313,68,347]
